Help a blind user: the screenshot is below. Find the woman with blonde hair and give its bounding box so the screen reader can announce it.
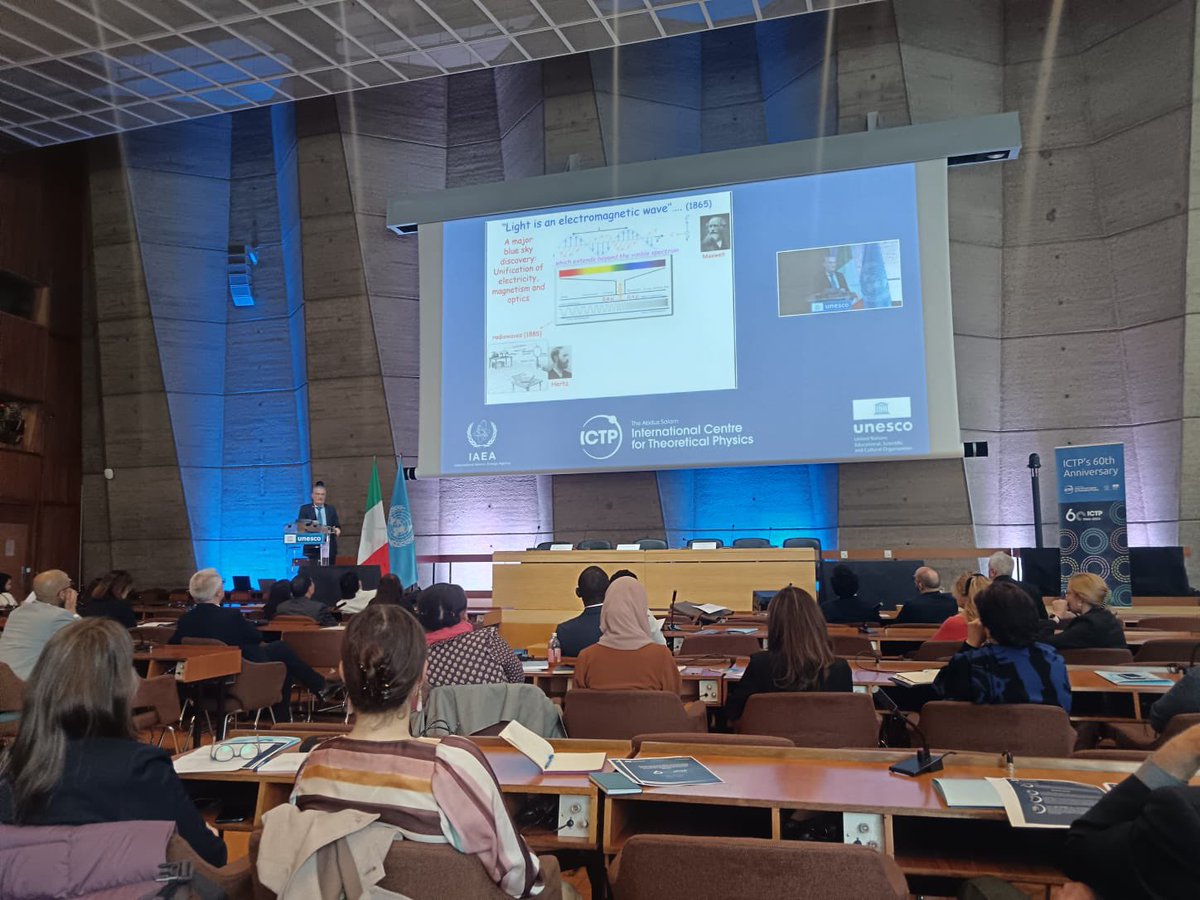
[931,572,991,642]
[1046,572,1126,651]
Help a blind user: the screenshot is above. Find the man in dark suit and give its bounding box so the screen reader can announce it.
[894,566,958,624]
[813,253,849,294]
[554,566,609,658]
[275,573,337,626]
[1061,722,1200,897]
[170,568,330,720]
[297,480,340,564]
[819,564,882,624]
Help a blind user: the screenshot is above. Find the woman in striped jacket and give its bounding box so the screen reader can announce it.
[291,604,547,898]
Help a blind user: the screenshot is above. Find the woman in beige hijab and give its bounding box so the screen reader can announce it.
[574,577,681,691]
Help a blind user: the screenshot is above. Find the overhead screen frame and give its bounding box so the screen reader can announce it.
[411,114,1020,479]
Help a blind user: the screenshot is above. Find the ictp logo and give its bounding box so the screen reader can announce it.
[580,415,622,460]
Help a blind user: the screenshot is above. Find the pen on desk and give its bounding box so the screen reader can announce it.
[1005,751,1014,778]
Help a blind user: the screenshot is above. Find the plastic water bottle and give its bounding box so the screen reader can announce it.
[548,632,562,666]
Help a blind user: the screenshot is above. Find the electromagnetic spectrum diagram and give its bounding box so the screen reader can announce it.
[555,227,674,326]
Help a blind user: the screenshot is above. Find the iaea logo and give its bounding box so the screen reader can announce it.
[466,419,498,449]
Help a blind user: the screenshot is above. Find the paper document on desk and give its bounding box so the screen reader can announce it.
[500,720,606,773]
[933,778,1003,808]
[888,668,941,687]
[173,737,299,774]
[611,756,722,786]
[256,753,308,774]
[1094,670,1174,687]
[986,778,1106,829]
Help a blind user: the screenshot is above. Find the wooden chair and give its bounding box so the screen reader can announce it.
[1102,712,1200,752]
[131,624,174,645]
[610,834,907,900]
[1134,639,1200,665]
[267,614,320,627]
[132,674,184,752]
[563,690,706,740]
[194,659,287,738]
[0,662,25,738]
[1131,616,1200,632]
[830,634,877,658]
[908,640,963,661]
[631,732,793,754]
[1058,647,1134,665]
[678,633,761,657]
[249,830,564,899]
[282,628,344,682]
[919,701,1076,757]
[735,693,879,749]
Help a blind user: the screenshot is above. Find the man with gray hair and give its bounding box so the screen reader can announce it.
[170,568,331,721]
[894,565,957,624]
[988,551,1052,630]
[0,569,78,680]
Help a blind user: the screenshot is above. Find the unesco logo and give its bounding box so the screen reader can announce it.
[580,415,622,460]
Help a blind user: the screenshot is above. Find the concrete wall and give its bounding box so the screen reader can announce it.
[79,1,1200,585]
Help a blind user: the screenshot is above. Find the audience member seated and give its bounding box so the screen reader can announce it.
[553,566,608,658]
[575,577,680,692]
[1061,723,1200,897]
[819,564,881,624]
[0,572,16,609]
[334,570,376,615]
[287,604,549,898]
[1148,663,1200,735]
[261,579,292,621]
[170,568,329,720]
[0,570,78,680]
[275,574,337,626]
[725,586,851,721]
[369,573,413,614]
[893,566,957,625]
[418,583,524,687]
[932,581,1071,712]
[931,573,991,642]
[988,550,1049,621]
[1045,573,1127,652]
[79,569,138,630]
[0,617,226,867]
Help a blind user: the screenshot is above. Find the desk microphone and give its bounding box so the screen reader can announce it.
[1169,642,1200,673]
[875,690,946,777]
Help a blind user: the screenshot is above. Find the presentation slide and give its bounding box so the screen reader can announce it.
[422,161,958,477]
[484,191,736,405]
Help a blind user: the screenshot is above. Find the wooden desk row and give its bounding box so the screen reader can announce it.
[179,734,1183,892]
[525,658,1182,721]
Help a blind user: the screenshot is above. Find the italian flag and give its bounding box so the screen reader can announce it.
[357,458,389,572]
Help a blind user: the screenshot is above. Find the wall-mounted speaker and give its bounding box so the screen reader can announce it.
[227,244,258,307]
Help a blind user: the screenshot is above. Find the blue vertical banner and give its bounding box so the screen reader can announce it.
[1055,443,1130,607]
[388,459,419,588]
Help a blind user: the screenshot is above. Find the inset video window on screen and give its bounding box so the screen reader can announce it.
[777,240,904,317]
[483,192,736,406]
[429,160,959,476]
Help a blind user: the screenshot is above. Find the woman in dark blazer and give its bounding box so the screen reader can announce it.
[0,618,226,866]
[726,585,852,721]
[1046,572,1127,652]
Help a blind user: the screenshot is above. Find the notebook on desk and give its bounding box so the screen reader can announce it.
[933,778,1004,809]
[500,720,606,773]
[888,668,941,687]
[1094,669,1174,687]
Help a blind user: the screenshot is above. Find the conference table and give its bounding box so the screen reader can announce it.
[491,547,817,651]
[178,733,1188,897]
